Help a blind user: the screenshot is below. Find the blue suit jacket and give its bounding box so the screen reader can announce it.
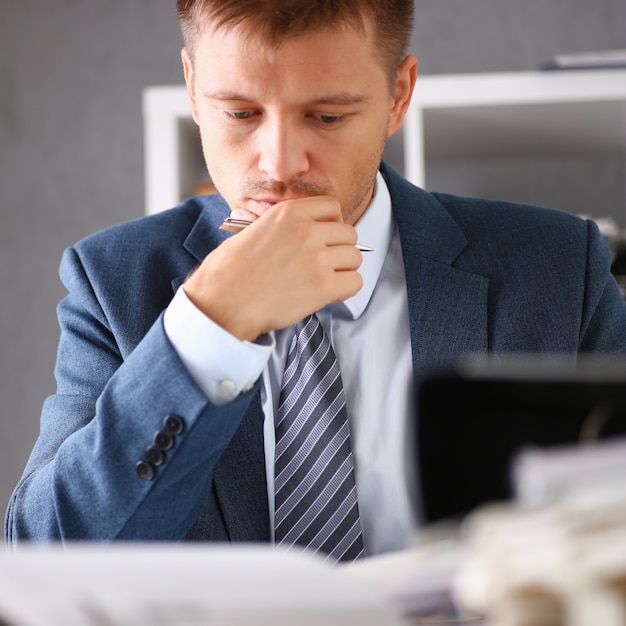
[6,163,626,544]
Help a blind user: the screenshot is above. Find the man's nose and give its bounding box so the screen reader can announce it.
[257,119,309,183]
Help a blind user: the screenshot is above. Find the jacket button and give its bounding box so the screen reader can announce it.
[163,414,184,436]
[135,460,154,481]
[220,379,236,394]
[145,445,165,466]
[154,430,174,451]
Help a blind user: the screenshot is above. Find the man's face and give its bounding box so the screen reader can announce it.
[183,17,415,225]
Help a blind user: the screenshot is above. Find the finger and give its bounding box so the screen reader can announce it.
[229,208,259,222]
[272,195,343,225]
[316,221,359,249]
[333,246,363,272]
[330,269,364,302]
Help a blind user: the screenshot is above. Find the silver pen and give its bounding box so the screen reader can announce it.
[219,217,374,252]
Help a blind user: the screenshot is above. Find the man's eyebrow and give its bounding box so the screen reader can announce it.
[203,90,370,106]
[203,90,249,101]
[307,94,371,106]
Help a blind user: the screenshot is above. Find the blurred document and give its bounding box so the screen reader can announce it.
[345,530,485,624]
[0,544,402,626]
[513,436,626,504]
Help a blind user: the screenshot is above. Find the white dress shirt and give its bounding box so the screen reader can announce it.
[164,172,421,555]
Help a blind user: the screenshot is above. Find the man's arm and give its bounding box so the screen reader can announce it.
[5,193,365,544]
[5,246,257,543]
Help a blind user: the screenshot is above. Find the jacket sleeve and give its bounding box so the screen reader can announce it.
[579,219,626,352]
[5,246,258,543]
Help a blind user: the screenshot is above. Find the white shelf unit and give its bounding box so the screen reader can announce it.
[143,86,197,215]
[143,69,626,215]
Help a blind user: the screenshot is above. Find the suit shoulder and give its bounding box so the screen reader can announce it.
[62,195,227,297]
[428,193,611,285]
[431,192,599,257]
[381,162,591,248]
[431,192,588,236]
[74,197,207,256]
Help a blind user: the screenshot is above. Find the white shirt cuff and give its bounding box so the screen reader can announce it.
[163,286,273,405]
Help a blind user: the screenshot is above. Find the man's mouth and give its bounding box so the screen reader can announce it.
[250,198,280,213]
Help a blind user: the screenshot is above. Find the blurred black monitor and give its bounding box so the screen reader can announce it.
[417,356,626,523]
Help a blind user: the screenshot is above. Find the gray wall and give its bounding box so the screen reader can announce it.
[1,1,625,520]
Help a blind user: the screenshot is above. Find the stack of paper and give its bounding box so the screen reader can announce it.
[345,527,477,623]
[513,436,626,505]
[453,439,626,626]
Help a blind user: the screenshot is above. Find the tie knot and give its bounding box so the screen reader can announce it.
[295,313,316,332]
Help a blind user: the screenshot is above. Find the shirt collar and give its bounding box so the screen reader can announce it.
[338,170,394,320]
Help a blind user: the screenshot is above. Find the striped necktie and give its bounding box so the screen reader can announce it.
[274,314,365,563]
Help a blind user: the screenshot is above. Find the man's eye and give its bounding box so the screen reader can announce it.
[226,111,255,120]
[314,114,344,125]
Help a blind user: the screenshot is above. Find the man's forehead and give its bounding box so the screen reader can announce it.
[193,16,373,68]
[194,9,371,52]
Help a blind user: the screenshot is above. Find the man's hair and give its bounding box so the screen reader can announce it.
[176,0,414,83]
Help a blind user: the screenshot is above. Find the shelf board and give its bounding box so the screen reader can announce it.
[423,100,626,160]
[404,69,626,186]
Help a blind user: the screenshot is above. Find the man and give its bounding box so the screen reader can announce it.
[6,0,626,561]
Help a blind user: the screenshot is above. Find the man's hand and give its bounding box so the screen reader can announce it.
[183,196,363,342]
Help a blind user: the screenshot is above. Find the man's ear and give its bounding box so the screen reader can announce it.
[182,47,200,125]
[387,54,418,138]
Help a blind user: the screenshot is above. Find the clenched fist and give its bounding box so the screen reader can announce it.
[184,196,364,341]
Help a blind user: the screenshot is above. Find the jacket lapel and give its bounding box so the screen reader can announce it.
[171,194,232,293]
[382,165,489,378]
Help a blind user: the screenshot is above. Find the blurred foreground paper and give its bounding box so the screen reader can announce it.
[0,544,402,626]
[454,439,626,626]
[346,530,485,624]
[513,435,626,504]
